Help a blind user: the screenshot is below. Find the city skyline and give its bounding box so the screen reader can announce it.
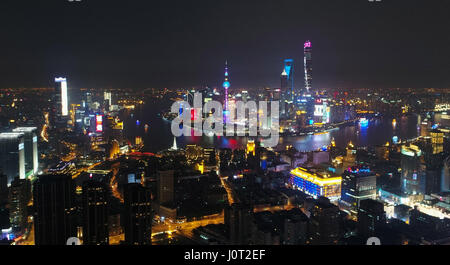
[0,0,449,250]
[0,0,450,89]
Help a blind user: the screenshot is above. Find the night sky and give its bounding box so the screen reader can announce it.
[0,0,449,90]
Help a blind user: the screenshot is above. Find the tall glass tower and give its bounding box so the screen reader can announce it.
[55,77,68,117]
[12,127,38,176]
[283,59,294,100]
[304,41,312,92]
[280,68,288,116]
[0,132,26,184]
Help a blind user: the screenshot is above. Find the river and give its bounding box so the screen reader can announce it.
[121,98,445,152]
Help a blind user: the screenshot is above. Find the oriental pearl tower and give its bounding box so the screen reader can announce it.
[223,61,231,121]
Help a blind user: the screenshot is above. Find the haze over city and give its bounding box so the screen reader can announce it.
[1,0,449,89]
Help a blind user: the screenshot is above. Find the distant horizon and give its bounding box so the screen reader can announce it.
[1,85,450,91]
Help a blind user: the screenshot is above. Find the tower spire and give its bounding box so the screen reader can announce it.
[223,61,230,120]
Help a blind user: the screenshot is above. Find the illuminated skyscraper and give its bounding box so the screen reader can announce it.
[0,132,25,184]
[401,145,426,195]
[280,68,288,116]
[55,77,69,117]
[104,91,112,108]
[13,127,39,175]
[283,59,294,101]
[223,61,230,119]
[304,41,312,92]
[430,129,444,154]
[341,167,377,215]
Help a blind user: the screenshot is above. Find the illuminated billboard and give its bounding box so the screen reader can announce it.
[96,114,103,132]
[314,104,324,116]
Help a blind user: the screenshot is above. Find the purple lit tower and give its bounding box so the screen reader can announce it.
[304,40,312,92]
[223,61,230,120]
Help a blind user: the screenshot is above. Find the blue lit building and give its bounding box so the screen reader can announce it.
[290,167,342,200]
[401,145,426,195]
[280,59,295,118]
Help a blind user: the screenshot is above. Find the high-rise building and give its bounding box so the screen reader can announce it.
[341,167,377,215]
[0,132,25,184]
[442,156,450,192]
[357,199,386,238]
[85,91,93,111]
[283,209,309,245]
[225,203,253,244]
[12,127,39,175]
[9,178,31,234]
[157,170,174,204]
[82,179,109,245]
[0,173,7,204]
[104,91,112,110]
[422,129,446,194]
[33,174,77,245]
[283,59,294,101]
[280,69,288,116]
[401,145,426,195]
[55,77,69,117]
[308,197,341,245]
[123,183,152,245]
[430,129,444,154]
[304,41,312,93]
[203,148,216,165]
[313,98,329,124]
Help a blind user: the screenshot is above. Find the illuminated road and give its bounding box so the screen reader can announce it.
[253,204,298,213]
[109,162,123,202]
[220,177,238,205]
[15,218,34,245]
[72,161,102,179]
[109,214,224,245]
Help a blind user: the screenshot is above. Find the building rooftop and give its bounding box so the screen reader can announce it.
[290,167,341,186]
[0,132,24,139]
[12,127,37,133]
[401,144,422,157]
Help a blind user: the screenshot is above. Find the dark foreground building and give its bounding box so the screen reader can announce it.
[82,179,109,245]
[33,174,77,245]
[123,183,152,245]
